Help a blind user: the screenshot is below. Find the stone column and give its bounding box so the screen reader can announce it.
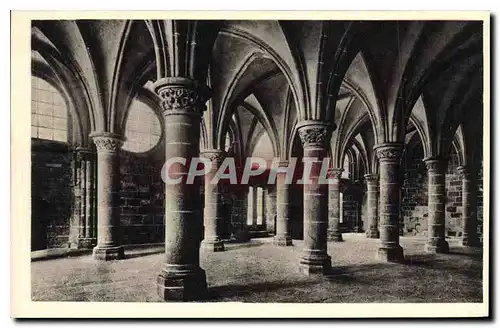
[154,77,209,301]
[200,149,226,252]
[458,166,480,247]
[274,161,293,246]
[265,186,277,236]
[89,132,124,261]
[230,188,250,242]
[364,174,380,238]
[423,157,449,253]
[298,121,333,275]
[251,187,258,229]
[374,143,405,262]
[73,147,97,249]
[327,168,344,242]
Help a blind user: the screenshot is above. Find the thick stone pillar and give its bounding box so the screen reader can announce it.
[274,161,293,246]
[265,186,277,235]
[200,150,226,252]
[154,77,209,301]
[374,143,404,262]
[72,147,97,249]
[364,174,380,238]
[251,187,258,229]
[230,188,250,242]
[458,166,480,247]
[327,168,343,242]
[257,187,266,228]
[298,121,333,275]
[423,157,449,253]
[89,132,124,261]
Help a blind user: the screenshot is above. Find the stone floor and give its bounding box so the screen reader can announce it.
[31,234,483,303]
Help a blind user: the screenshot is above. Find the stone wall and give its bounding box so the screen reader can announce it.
[119,152,165,245]
[402,143,465,237]
[31,140,73,250]
[445,152,463,237]
[477,163,484,242]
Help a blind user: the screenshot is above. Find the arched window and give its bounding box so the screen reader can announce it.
[224,133,232,152]
[122,98,162,153]
[31,76,68,142]
[342,154,350,179]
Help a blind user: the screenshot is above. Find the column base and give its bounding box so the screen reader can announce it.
[273,235,293,246]
[157,268,207,302]
[92,245,124,261]
[229,230,250,243]
[327,230,343,242]
[299,253,332,275]
[366,229,380,239]
[201,239,225,252]
[424,239,450,254]
[462,234,481,248]
[77,237,97,249]
[376,245,404,263]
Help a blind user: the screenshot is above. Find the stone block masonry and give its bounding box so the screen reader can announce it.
[119,152,165,245]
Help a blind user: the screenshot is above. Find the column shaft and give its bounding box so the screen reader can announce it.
[154,77,209,301]
[424,158,449,253]
[252,187,258,228]
[297,121,333,275]
[74,148,97,249]
[327,168,343,242]
[375,143,405,262]
[265,187,277,235]
[274,169,293,246]
[458,166,480,247]
[201,150,225,252]
[90,133,124,260]
[365,174,380,238]
[230,189,250,242]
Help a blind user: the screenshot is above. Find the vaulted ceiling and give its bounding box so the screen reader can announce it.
[31,19,484,171]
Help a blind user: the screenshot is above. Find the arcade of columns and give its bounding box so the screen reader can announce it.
[38,20,482,302]
[76,76,481,301]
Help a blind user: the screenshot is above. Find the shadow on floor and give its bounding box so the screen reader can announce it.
[447,248,483,259]
[223,241,267,251]
[125,248,164,259]
[403,253,438,268]
[207,280,317,300]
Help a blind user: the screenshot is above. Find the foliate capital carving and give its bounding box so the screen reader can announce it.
[423,157,447,173]
[273,159,290,168]
[201,149,226,166]
[364,174,378,184]
[154,77,210,116]
[328,168,344,179]
[374,143,404,162]
[297,121,334,149]
[90,132,124,154]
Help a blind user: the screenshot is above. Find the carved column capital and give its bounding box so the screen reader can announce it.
[201,149,226,166]
[374,143,404,163]
[273,159,290,168]
[328,168,344,179]
[90,132,124,154]
[153,77,211,116]
[364,173,378,184]
[297,120,334,149]
[423,157,448,173]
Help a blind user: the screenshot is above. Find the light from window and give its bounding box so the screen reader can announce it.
[31,76,68,142]
[122,98,162,153]
[342,155,350,179]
